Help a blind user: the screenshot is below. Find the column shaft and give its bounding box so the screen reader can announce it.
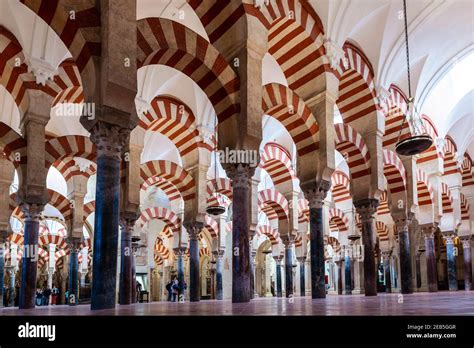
[284,245,293,297]
[462,240,472,290]
[19,208,41,309]
[119,227,133,305]
[299,260,306,296]
[215,254,223,300]
[189,236,200,302]
[424,234,438,292]
[445,238,458,291]
[398,228,413,294]
[344,255,352,294]
[275,261,282,297]
[383,255,392,293]
[177,251,185,301]
[68,249,79,306]
[309,205,325,298]
[0,244,4,308]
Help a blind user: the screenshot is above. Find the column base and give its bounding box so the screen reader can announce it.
[352,288,365,295]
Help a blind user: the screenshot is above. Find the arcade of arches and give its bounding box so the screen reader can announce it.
[0,0,473,315]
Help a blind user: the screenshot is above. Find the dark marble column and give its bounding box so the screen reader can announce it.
[461,237,472,291]
[336,261,343,295]
[176,248,185,301]
[283,239,294,298]
[354,199,378,296]
[344,248,352,294]
[119,216,136,305]
[0,232,6,308]
[131,242,137,303]
[381,251,392,293]
[6,266,15,307]
[186,223,202,302]
[274,256,283,297]
[90,123,129,310]
[249,240,256,299]
[304,184,330,299]
[67,239,81,306]
[394,217,413,294]
[423,226,438,292]
[297,257,306,296]
[443,234,458,291]
[214,251,224,300]
[225,164,254,303]
[19,203,43,309]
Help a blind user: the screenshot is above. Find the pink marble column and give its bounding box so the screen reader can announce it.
[422,226,438,292]
[461,237,472,291]
[394,216,414,294]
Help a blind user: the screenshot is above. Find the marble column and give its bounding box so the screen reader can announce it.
[381,251,392,293]
[214,251,224,300]
[274,256,283,297]
[67,238,81,306]
[131,242,138,304]
[461,237,472,291]
[336,260,343,295]
[249,241,256,299]
[443,234,458,291]
[423,226,438,292]
[176,248,186,301]
[354,199,378,296]
[19,203,43,309]
[395,217,413,294]
[0,232,6,308]
[283,239,294,298]
[119,216,136,305]
[297,256,306,296]
[225,164,254,303]
[90,123,129,310]
[6,266,15,307]
[344,249,352,295]
[305,186,329,299]
[186,223,202,302]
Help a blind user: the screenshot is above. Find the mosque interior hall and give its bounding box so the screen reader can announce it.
[0,0,473,317]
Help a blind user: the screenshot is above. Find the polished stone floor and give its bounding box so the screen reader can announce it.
[1,292,473,316]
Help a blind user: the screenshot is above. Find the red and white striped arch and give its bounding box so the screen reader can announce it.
[204,215,219,240]
[258,188,289,221]
[375,221,389,242]
[199,247,211,258]
[460,192,470,221]
[417,114,442,164]
[377,191,390,216]
[256,224,279,245]
[443,136,460,176]
[258,1,328,97]
[83,201,95,223]
[260,142,297,188]
[45,135,96,168]
[336,42,378,125]
[137,17,239,123]
[326,236,341,254]
[441,183,454,214]
[141,160,195,201]
[461,153,474,187]
[416,169,434,207]
[328,208,349,232]
[0,123,27,173]
[383,149,407,195]
[19,0,99,100]
[334,123,371,179]
[140,96,202,165]
[39,234,69,253]
[154,238,170,260]
[262,83,319,156]
[331,170,351,203]
[53,157,96,183]
[138,207,181,235]
[8,231,24,245]
[297,198,309,223]
[206,178,233,201]
[382,85,409,148]
[48,189,73,223]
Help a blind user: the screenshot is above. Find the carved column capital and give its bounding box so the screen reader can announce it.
[20,202,44,222]
[421,224,437,239]
[213,249,225,258]
[460,236,472,249]
[281,234,295,248]
[90,122,130,160]
[442,233,456,245]
[297,256,306,264]
[273,256,282,263]
[354,198,379,221]
[304,180,331,209]
[67,237,82,253]
[184,222,204,241]
[224,163,255,189]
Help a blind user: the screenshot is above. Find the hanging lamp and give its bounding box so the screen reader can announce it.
[394,0,432,156]
[206,115,226,216]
